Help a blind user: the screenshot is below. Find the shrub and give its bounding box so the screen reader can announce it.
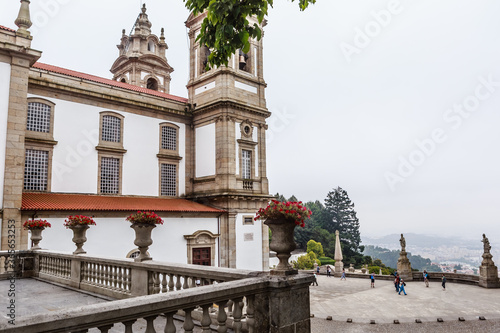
[294,251,321,270]
[318,257,335,265]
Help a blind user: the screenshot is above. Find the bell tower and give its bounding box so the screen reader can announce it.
[110,4,174,93]
[185,12,271,269]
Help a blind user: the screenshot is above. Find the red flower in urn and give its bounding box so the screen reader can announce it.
[254,200,312,227]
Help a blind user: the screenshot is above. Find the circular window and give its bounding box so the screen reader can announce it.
[244,126,251,135]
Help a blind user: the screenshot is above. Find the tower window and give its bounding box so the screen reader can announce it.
[147,78,158,90]
[27,102,51,133]
[102,115,122,143]
[148,40,155,52]
[24,149,49,191]
[242,150,251,179]
[239,50,249,71]
[120,78,127,83]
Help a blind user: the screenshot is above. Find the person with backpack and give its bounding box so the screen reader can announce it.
[370,273,375,288]
[394,274,400,292]
[398,278,407,295]
[423,270,429,287]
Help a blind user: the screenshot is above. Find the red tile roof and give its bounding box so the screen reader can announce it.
[0,25,16,32]
[32,62,188,103]
[22,192,224,213]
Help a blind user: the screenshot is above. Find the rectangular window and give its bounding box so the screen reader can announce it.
[102,115,121,143]
[192,247,211,266]
[242,150,251,179]
[24,149,49,191]
[243,216,254,225]
[27,102,51,133]
[161,163,177,196]
[100,157,120,194]
[161,126,177,150]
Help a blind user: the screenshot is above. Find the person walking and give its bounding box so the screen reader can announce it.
[370,273,375,288]
[423,270,429,288]
[312,272,318,286]
[341,268,346,280]
[326,265,331,277]
[442,274,446,291]
[398,278,407,295]
[394,274,400,292]
[316,265,320,275]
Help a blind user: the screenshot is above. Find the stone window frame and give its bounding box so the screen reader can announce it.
[97,151,123,195]
[26,98,56,142]
[98,111,125,150]
[184,230,220,266]
[238,48,252,74]
[23,142,54,192]
[237,140,257,181]
[126,248,149,259]
[158,122,180,156]
[158,160,179,197]
[242,215,254,225]
[144,74,161,91]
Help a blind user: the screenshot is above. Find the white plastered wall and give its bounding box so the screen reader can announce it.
[0,62,11,207]
[195,123,215,177]
[235,213,263,270]
[27,94,186,196]
[36,216,219,265]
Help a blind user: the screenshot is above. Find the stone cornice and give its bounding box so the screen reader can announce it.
[95,146,127,154]
[192,100,271,119]
[25,137,58,146]
[28,73,191,119]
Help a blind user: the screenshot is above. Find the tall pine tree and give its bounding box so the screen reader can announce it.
[324,187,362,260]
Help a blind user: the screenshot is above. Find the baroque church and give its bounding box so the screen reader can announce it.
[0,1,271,271]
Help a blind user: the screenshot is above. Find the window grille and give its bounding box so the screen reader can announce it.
[102,115,121,142]
[24,149,49,191]
[100,157,120,194]
[161,126,177,150]
[242,150,251,179]
[27,102,51,133]
[161,163,177,196]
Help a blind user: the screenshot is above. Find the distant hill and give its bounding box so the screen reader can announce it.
[363,245,442,272]
[362,233,482,250]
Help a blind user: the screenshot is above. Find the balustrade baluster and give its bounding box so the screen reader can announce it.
[126,268,131,291]
[55,258,59,276]
[232,297,243,333]
[161,273,167,293]
[216,301,228,333]
[97,324,114,332]
[92,263,97,285]
[99,264,104,286]
[168,273,175,291]
[183,308,195,333]
[66,259,70,278]
[246,295,255,333]
[164,312,176,333]
[153,272,161,294]
[49,257,54,275]
[201,304,212,333]
[183,275,189,289]
[175,274,182,290]
[190,276,197,288]
[122,319,136,333]
[38,256,44,273]
[112,265,118,290]
[104,264,110,288]
[144,315,158,333]
[226,300,234,315]
[117,267,123,291]
[81,262,87,282]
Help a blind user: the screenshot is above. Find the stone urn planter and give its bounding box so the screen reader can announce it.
[69,225,90,254]
[265,218,298,275]
[23,219,51,250]
[30,228,44,250]
[130,223,156,262]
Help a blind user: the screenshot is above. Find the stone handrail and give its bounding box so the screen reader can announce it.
[30,250,253,298]
[0,274,314,333]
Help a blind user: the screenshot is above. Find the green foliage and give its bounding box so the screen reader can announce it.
[294,251,320,270]
[183,0,317,68]
[368,266,394,275]
[318,257,335,265]
[306,240,324,258]
[324,187,361,260]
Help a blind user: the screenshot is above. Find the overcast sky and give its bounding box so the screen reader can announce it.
[2,0,500,241]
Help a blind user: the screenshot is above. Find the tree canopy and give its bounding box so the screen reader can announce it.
[183,0,317,67]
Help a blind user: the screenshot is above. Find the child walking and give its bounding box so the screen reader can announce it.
[398,278,407,295]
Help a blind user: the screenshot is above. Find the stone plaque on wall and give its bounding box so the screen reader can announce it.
[244,233,254,241]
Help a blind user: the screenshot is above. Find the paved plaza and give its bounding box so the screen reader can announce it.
[2,276,500,332]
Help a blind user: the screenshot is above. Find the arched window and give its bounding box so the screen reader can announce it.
[147,40,155,52]
[147,78,158,90]
[120,78,126,83]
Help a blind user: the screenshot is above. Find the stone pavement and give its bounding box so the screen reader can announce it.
[2,276,500,332]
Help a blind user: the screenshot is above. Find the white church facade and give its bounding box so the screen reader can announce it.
[0,2,271,271]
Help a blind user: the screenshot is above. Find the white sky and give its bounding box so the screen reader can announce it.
[2,0,500,240]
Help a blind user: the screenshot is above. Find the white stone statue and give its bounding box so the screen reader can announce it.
[482,234,491,254]
[399,233,406,252]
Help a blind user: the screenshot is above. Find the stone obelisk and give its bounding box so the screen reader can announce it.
[334,230,344,277]
[397,233,413,280]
